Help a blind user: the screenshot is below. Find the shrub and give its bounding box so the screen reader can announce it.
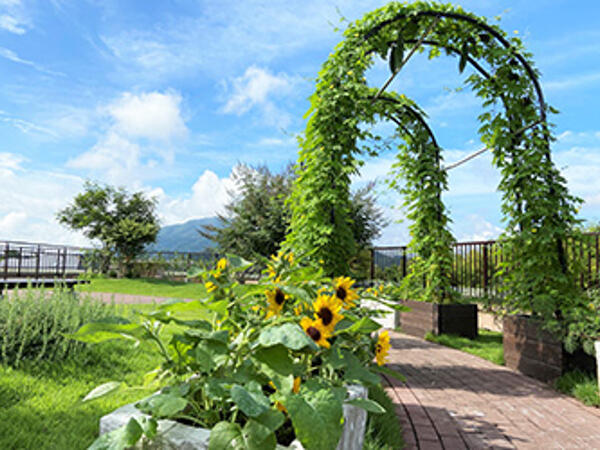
[0,285,114,367]
[564,289,600,355]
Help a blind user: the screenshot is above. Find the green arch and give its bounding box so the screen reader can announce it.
[285,2,580,312]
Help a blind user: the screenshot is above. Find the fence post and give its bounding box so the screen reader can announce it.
[55,248,61,275]
[17,247,22,277]
[369,248,375,280]
[402,250,407,279]
[35,245,41,279]
[62,247,68,276]
[482,244,489,293]
[3,243,8,280]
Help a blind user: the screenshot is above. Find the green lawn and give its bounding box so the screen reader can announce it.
[77,277,207,299]
[0,305,167,450]
[425,330,504,365]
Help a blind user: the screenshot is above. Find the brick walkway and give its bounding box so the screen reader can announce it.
[383,332,600,449]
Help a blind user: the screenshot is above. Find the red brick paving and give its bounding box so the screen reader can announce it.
[383,331,600,449]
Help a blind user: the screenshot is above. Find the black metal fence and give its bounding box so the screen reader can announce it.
[1,240,90,280]
[370,232,600,300]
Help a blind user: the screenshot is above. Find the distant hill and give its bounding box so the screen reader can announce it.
[147,217,221,253]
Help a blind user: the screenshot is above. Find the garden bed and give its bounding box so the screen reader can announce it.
[397,300,478,339]
[503,315,596,383]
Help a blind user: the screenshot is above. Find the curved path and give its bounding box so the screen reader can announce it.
[383,332,600,449]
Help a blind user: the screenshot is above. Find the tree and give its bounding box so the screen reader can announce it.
[57,181,160,276]
[201,164,388,268]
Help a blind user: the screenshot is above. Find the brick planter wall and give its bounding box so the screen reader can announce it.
[397,300,478,339]
[503,315,596,383]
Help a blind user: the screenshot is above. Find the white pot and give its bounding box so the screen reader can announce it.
[99,385,367,450]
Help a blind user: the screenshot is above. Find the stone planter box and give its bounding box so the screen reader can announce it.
[396,299,478,339]
[503,315,596,383]
[99,385,367,450]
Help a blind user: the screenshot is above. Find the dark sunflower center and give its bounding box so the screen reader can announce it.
[375,344,382,353]
[306,326,321,342]
[317,307,333,326]
[275,289,285,305]
[336,287,347,300]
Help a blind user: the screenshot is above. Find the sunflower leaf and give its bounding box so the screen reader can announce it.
[231,383,270,418]
[346,398,386,414]
[284,386,344,450]
[258,323,317,351]
[336,316,380,335]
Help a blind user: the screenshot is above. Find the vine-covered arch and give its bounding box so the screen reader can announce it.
[285,2,580,318]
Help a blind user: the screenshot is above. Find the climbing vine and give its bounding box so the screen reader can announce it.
[285,2,581,318]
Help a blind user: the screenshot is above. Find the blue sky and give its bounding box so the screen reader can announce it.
[1,0,600,247]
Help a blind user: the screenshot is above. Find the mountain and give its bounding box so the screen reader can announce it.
[147,217,221,253]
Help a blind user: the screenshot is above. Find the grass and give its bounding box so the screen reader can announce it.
[364,385,404,450]
[555,370,600,407]
[424,330,504,365]
[0,304,175,450]
[77,277,207,299]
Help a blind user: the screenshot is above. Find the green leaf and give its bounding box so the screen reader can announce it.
[258,323,317,351]
[88,418,143,450]
[208,422,242,450]
[82,381,122,402]
[226,254,253,271]
[242,410,284,450]
[135,393,188,418]
[372,364,406,382]
[208,419,277,450]
[336,316,380,335]
[67,321,149,343]
[253,344,295,376]
[285,387,344,450]
[231,383,270,418]
[346,397,386,414]
[389,36,404,74]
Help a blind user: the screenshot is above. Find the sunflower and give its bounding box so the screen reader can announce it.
[205,281,217,292]
[375,330,391,366]
[265,287,289,318]
[312,294,343,333]
[300,317,331,348]
[217,258,227,271]
[333,276,359,308]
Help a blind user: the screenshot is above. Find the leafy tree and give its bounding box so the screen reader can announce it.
[57,181,160,276]
[201,164,387,266]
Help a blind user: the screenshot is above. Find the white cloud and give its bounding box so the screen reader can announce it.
[455,215,503,241]
[0,109,58,137]
[0,211,27,232]
[0,160,88,245]
[0,0,28,35]
[98,1,383,82]
[0,46,64,76]
[221,66,298,128]
[107,91,187,141]
[159,169,238,224]
[67,90,188,186]
[0,14,24,34]
[67,132,149,186]
[543,71,600,92]
[0,152,25,170]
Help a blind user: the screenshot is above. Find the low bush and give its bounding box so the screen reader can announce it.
[0,286,115,367]
[555,370,600,407]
